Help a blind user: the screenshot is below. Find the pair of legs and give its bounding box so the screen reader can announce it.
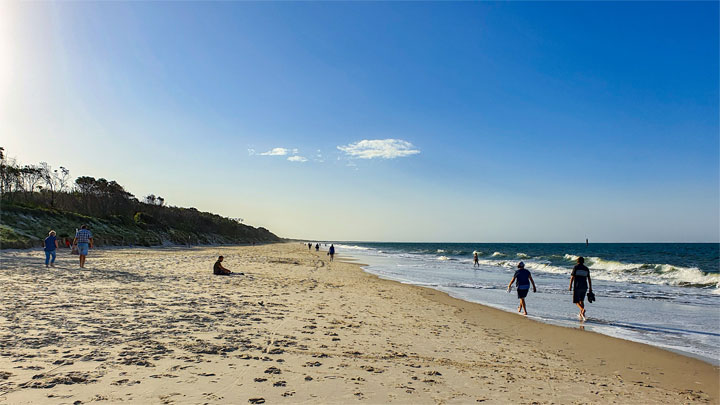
[517,289,529,315]
[576,300,586,320]
[45,250,56,267]
[573,289,587,320]
[77,243,89,268]
[517,298,528,315]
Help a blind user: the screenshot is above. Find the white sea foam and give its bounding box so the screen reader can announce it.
[491,252,504,257]
[516,253,529,258]
[437,256,450,261]
[477,256,719,288]
[336,244,371,251]
[437,249,446,253]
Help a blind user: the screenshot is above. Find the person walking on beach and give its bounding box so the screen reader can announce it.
[213,255,233,275]
[473,252,479,268]
[73,225,93,268]
[507,262,537,315]
[569,256,592,320]
[328,244,335,262]
[315,243,320,252]
[308,243,312,250]
[44,230,58,268]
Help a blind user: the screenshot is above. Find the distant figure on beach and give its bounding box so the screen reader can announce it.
[73,225,93,268]
[308,243,312,250]
[44,230,58,268]
[473,252,479,267]
[328,244,335,262]
[64,238,71,249]
[213,256,232,275]
[507,261,537,315]
[315,243,319,252]
[569,256,592,320]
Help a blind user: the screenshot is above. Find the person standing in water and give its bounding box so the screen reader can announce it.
[507,262,537,315]
[569,256,592,320]
[328,244,335,261]
[473,252,479,268]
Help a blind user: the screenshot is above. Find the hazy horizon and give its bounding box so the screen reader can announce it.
[2,2,718,243]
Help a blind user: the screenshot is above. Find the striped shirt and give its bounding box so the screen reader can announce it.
[75,229,93,244]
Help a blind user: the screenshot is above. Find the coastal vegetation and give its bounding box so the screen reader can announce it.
[0,148,280,248]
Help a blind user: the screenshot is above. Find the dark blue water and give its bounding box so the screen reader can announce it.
[329,242,720,363]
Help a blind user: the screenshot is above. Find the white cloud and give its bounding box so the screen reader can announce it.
[337,139,420,159]
[247,148,256,156]
[259,147,291,156]
[287,155,308,162]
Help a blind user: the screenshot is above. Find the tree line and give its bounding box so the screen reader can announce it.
[0,147,279,244]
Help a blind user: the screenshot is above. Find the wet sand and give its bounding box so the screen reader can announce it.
[0,243,717,403]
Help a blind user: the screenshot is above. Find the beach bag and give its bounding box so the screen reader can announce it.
[71,245,79,255]
[587,291,595,303]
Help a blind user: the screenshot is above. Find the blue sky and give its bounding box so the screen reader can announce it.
[2,2,718,242]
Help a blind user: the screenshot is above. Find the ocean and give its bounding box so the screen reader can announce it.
[329,242,720,364]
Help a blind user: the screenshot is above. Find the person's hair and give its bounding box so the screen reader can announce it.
[49,230,56,236]
[81,224,88,229]
[218,255,224,259]
[577,256,585,264]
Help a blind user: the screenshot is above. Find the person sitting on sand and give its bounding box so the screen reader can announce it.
[473,252,479,268]
[507,261,537,316]
[328,244,335,261]
[569,256,592,320]
[213,256,232,275]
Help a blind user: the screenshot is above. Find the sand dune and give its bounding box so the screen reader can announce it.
[0,243,717,403]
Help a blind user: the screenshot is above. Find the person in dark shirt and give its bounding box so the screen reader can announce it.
[213,256,232,275]
[569,256,592,320]
[44,230,58,268]
[328,244,335,261]
[507,261,537,315]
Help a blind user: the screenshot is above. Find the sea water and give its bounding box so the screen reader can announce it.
[329,243,720,364]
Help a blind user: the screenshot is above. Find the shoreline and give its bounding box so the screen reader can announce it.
[351,258,719,366]
[335,252,720,396]
[0,243,717,403]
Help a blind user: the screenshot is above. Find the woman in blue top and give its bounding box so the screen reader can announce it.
[507,262,537,315]
[44,230,58,268]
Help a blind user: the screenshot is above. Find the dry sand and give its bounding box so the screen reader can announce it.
[0,243,717,404]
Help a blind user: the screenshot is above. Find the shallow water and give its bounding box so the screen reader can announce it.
[331,242,720,364]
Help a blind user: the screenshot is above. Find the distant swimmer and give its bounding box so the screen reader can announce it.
[569,256,592,320]
[328,244,335,262]
[473,252,479,268]
[213,255,241,275]
[586,238,589,246]
[507,262,537,316]
[315,243,320,252]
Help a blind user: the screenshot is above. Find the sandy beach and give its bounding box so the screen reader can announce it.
[0,243,717,404]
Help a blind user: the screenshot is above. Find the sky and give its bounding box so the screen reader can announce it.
[1,2,718,242]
